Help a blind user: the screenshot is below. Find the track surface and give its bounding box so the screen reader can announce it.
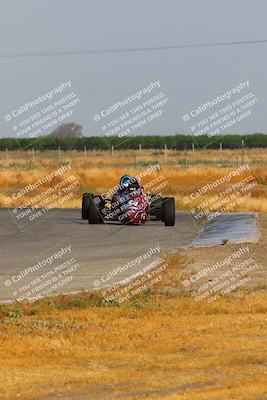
[0,208,198,302]
[192,212,259,246]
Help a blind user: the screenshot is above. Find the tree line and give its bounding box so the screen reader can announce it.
[0,134,266,150]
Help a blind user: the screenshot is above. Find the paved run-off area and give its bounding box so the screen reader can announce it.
[0,208,260,302]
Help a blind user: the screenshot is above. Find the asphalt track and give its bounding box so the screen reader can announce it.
[0,208,198,302]
[0,209,259,303]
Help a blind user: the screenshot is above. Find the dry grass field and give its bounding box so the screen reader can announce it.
[0,148,267,212]
[1,279,267,399]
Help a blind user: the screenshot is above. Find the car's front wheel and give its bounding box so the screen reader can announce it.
[163,197,175,226]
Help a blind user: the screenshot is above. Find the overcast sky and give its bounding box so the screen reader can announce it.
[0,0,266,139]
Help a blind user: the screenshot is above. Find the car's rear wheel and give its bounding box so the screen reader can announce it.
[81,193,91,219]
[163,197,175,226]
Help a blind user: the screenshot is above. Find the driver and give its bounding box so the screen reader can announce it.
[118,175,143,194]
[112,175,141,206]
[118,175,132,194]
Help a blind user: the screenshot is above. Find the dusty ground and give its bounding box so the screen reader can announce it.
[0,214,267,400]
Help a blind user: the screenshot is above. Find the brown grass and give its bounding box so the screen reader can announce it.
[1,290,267,400]
[1,149,267,211]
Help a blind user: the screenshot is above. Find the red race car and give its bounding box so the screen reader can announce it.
[82,175,175,226]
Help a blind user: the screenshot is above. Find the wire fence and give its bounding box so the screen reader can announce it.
[0,142,266,169]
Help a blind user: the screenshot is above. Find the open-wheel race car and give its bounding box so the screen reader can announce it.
[81,175,175,226]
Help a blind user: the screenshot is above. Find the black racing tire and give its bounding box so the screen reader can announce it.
[149,195,163,221]
[163,197,175,226]
[88,195,100,224]
[81,193,90,219]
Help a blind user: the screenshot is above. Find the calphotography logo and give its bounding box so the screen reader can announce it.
[180,79,261,145]
[182,164,259,226]
[98,245,161,287]
[91,79,171,142]
[3,242,81,303]
[6,163,80,231]
[1,79,86,148]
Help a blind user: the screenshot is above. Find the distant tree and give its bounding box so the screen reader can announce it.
[50,122,83,138]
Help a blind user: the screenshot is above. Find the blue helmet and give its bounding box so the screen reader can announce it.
[119,175,131,189]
